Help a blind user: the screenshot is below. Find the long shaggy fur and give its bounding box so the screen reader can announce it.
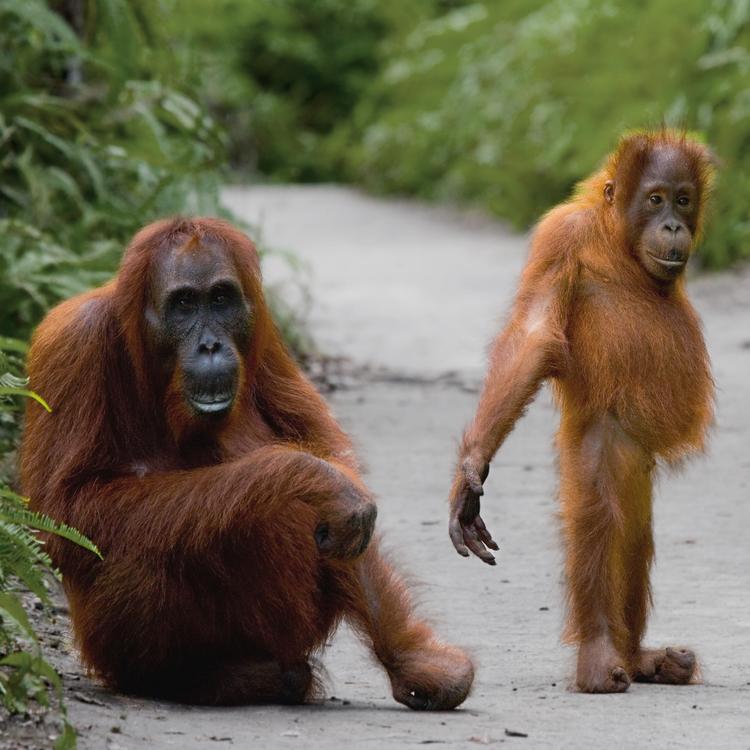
[452,130,715,690]
[21,217,474,707]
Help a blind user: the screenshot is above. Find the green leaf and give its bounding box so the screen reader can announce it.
[55,721,77,750]
[0,339,27,354]
[0,388,52,412]
[33,656,63,694]
[0,0,83,52]
[1,651,36,668]
[0,592,37,642]
[0,487,29,505]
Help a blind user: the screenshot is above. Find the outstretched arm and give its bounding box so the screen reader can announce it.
[450,212,577,564]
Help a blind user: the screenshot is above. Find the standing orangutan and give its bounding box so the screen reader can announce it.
[21,217,474,708]
[448,130,715,692]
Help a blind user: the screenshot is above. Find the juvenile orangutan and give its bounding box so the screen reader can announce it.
[448,130,715,692]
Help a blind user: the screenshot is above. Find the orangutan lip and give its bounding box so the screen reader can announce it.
[189,396,234,414]
[648,252,686,269]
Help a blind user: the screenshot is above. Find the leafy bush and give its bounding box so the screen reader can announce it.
[0,340,101,749]
[342,0,750,268]
[0,0,227,339]
[0,2,232,744]
[165,0,391,179]
[235,0,388,179]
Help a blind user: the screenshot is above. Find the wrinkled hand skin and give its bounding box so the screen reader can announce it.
[315,469,377,561]
[448,456,498,565]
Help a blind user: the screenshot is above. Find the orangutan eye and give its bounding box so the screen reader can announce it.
[210,283,240,308]
[169,289,197,314]
[677,195,690,206]
[649,194,662,205]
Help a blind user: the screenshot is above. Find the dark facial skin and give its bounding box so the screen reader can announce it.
[606,146,700,283]
[147,242,252,417]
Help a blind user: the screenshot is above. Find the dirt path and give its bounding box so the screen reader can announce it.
[26,187,750,748]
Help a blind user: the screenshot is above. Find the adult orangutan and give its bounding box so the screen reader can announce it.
[21,217,473,708]
[448,130,715,692]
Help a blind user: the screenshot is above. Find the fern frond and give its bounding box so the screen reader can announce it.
[0,373,28,389]
[0,522,55,571]
[0,521,56,600]
[0,504,101,560]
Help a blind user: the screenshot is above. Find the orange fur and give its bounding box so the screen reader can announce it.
[21,217,474,708]
[451,130,715,692]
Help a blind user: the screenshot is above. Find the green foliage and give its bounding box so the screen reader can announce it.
[0,0,227,339]
[168,0,390,179]
[0,3,215,742]
[0,340,100,749]
[0,340,30,460]
[235,0,388,180]
[342,0,750,268]
[184,0,748,269]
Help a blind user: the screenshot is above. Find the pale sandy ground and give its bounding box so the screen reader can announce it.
[18,186,750,749]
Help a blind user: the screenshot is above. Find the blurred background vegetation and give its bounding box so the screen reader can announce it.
[172,0,750,270]
[0,0,226,340]
[2,0,748,345]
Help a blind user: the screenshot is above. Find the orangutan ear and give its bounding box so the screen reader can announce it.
[604,180,615,205]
